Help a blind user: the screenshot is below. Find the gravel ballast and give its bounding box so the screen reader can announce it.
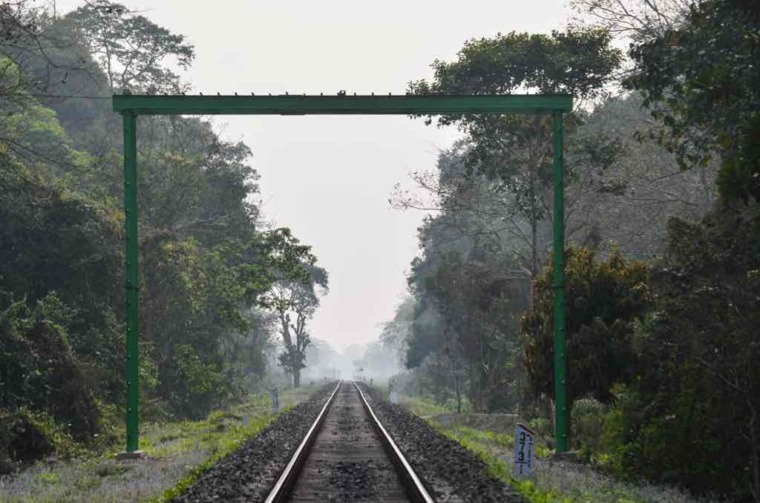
[359,384,527,503]
[170,382,337,503]
[171,382,526,502]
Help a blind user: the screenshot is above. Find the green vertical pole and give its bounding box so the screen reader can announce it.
[552,110,569,452]
[123,111,140,453]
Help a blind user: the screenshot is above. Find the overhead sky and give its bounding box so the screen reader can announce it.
[57,0,572,350]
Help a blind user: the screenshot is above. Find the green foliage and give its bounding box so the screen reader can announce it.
[409,30,623,276]
[0,407,80,473]
[0,0,325,465]
[569,397,608,462]
[260,236,327,388]
[0,388,314,502]
[0,294,101,443]
[65,0,194,93]
[408,251,526,412]
[399,28,625,416]
[401,395,461,417]
[522,247,650,408]
[169,345,227,420]
[418,407,707,503]
[0,150,124,398]
[409,28,622,107]
[625,0,760,203]
[606,208,760,500]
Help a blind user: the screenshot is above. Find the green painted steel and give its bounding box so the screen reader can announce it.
[123,112,140,453]
[115,92,573,454]
[552,111,569,452]
[112,94,572,115]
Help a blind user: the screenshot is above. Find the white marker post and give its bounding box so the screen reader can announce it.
[513,423,536,478]
[389,383,398,404]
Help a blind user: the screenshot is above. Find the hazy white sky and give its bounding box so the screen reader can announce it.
[58,0,572,350]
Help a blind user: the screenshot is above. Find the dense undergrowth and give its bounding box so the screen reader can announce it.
[400,395,722,503]
[0,0,326,474]
[382,1,760,499]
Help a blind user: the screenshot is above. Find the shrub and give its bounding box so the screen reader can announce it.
[613,210,760,501]
[0,407,77,473]
[522,247,650,428]
[0,294,101,443]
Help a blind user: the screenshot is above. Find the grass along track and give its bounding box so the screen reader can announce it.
[397,394,724,503]
[0,386,319,503]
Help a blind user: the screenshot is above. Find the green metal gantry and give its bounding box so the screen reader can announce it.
[113,93,572,454]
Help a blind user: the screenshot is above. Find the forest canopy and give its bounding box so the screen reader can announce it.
[386,0,759,500]
[0,0,327,470]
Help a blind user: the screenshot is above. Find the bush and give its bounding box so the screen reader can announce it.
[606,210,760,501]
[0,294,101,442]
[571,397,608,461]
[0,407,77,473]
[522,247,650,418]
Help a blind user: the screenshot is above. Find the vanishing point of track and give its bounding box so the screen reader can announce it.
[264,381,434,503]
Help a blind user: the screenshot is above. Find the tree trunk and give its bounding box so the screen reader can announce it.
[445,350,462,413]
[454,378,462,414]
[748,397,760,503]
[293,368,301,388]
[452,364,462,414]
[531,216,538,279]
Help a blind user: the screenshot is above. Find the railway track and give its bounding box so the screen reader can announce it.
[264,381,434,503]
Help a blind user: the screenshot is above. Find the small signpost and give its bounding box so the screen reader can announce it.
[271,388,280,414]
[389,390,398,404]
[513,423,536,478]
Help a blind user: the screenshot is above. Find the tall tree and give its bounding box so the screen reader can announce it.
[623,0,760,203]
[270,266,328,388]
[259,231,328,388]
[64,0,194,93]
[409,29,622,278]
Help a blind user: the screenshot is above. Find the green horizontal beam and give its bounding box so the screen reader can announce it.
[112,94,573,116]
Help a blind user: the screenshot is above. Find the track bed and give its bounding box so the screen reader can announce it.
[285,382,409,502]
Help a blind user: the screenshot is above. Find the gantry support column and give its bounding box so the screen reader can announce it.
[552,110,568,452]
[122,111,141,454]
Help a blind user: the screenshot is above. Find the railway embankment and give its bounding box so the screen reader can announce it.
[358,384,526,503]
[166,383,336,502]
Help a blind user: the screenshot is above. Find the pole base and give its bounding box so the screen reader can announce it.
[116,450,147,461]
[549,450,579,463]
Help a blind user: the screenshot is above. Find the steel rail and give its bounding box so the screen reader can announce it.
[263,381,342,503]
[353,382,435,503]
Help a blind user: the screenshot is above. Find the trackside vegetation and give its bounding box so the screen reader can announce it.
[399,395,722,503]
[0,0,757,501]
[381,0,759,501]
[0,387,315,502]
[0,0,327,477]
